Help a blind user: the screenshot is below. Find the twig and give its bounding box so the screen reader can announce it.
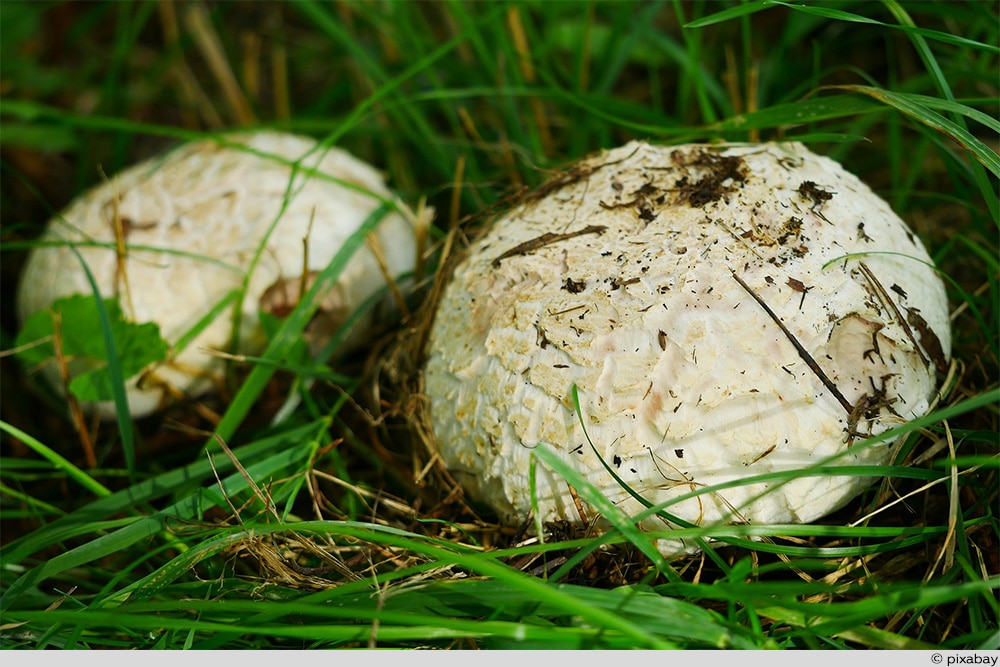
[492,225,607,267]
[732,271,853,414]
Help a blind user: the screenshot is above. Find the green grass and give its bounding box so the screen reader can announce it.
[1,0,997,650]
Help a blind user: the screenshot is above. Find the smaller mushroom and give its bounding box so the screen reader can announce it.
[424,141,951,555]
[17,131,422,419]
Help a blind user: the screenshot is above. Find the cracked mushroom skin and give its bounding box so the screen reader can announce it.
[17,131,418,418]
[424,141,951,555]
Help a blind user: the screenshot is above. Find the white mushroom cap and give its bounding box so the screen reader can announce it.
[424,141,951,555]
[17,131,418,418]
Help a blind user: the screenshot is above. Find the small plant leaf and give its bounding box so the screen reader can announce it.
[15,294,169,402]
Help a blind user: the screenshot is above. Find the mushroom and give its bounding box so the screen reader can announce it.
[17,131,420,418]
[423,141,951,555]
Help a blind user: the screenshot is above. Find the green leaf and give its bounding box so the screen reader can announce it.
[0,420,111,498]
[15,294,169,402]
[257,310,311,367]
[830,85,1000,178]
[704,94,885,133]
[686,0,1000,54]
[0,122,79,151]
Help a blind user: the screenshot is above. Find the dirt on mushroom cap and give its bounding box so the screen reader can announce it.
[424,141,951,555]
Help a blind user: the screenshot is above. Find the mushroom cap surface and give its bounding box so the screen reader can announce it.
[18,131,417,418]
[424,141,950,554]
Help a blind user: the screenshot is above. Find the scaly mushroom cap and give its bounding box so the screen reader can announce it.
[424,141,950,554]
[18,131,417,418]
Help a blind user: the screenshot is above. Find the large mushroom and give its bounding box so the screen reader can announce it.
[17,131,421,419]
[424,141,951,555]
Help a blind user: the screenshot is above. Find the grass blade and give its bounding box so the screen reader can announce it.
[0,420,111,498]
[68,247,135,481]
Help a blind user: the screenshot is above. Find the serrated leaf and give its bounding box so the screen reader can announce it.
[15,294,169,402]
